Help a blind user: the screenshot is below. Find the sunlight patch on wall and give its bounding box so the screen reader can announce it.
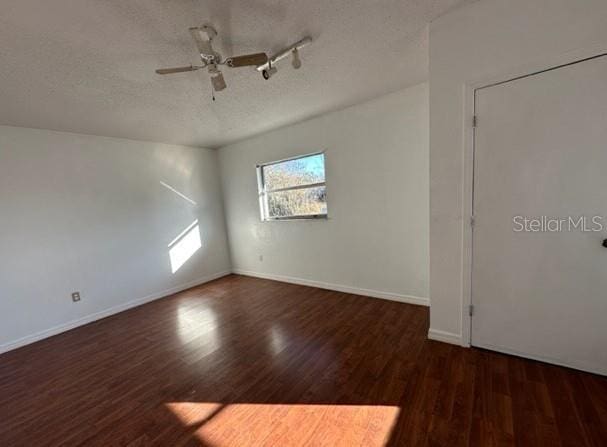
[160,180,197,206]
[166,402,401,446]
[169,220,202,273]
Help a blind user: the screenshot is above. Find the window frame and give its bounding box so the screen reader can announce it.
[256,151,328,221]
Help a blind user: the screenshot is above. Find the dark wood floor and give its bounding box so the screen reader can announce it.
[0,274,606,446]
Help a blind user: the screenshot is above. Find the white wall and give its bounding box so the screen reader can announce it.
[429,0,607,344]
[218,84,429,304]
[0,126,231,352]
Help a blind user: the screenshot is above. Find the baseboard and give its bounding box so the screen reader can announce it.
[232,269,429,307]
[0,270,231,355]
[428,328,466,346]
[472,341,607,376]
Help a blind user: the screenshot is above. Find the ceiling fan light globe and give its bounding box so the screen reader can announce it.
[211,72,227,91]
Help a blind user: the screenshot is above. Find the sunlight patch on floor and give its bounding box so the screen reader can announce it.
[176,305,221,354]
[166,402,224,427]
[166,402,400,446]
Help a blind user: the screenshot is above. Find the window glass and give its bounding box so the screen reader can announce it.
[258,153,327,220]
[262,153,325,191]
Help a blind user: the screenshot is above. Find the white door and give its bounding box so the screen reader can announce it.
[472,55,607,375]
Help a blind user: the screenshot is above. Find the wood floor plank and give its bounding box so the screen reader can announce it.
[0,274,605,446]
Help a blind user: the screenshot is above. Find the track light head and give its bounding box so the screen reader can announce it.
[291,48,301,69]
[262,64,278,80]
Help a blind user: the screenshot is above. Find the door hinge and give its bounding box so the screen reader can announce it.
[469,304,474,317]
[472,115,477,128]
[470,215,476,228]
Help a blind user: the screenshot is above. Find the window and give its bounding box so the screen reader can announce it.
[257,152,327,220]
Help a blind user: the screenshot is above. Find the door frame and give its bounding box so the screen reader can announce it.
[461,44,607,347]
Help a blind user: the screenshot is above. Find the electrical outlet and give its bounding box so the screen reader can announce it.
[71,292,81,302]
[259,254,263,262]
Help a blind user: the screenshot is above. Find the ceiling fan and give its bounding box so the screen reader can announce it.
[155,24,312,99]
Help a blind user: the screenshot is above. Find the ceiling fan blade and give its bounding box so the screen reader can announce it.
[155,65,199,75]
[225,53,269,68]
[189,26,215,57]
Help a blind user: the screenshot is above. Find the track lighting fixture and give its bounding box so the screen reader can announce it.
[262,62,278,80]
[291,48,301,69]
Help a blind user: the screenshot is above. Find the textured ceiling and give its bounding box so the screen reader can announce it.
[0,0,473,148]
